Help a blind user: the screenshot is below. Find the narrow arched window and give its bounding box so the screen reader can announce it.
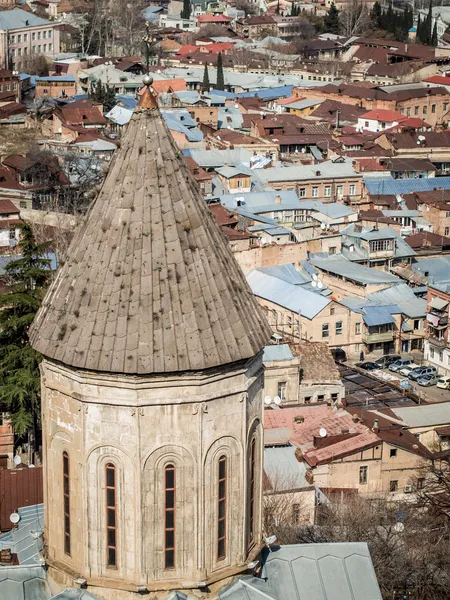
[63,451,70,555]
[106,463,117,568]
[164,464,175,569]
[249,438,256,540]
[217,455,227,560]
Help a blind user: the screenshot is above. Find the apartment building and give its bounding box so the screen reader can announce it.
[0,9,60,69]
[424,285,450,374]
[263,342,345,406]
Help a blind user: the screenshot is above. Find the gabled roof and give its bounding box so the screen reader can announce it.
[30,84,271,375]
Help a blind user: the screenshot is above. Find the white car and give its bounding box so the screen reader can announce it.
[437,376,450,390]
[399,364,419,377]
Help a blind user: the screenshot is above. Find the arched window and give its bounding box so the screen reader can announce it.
[164,464,175,569]
[249,438,256,541]
[217,456,227,560]
[63,451,70,555]
[106,463,117,568]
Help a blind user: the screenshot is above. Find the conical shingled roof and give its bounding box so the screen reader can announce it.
[29,85,271,375]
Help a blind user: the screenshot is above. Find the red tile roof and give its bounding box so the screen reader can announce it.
[0,199,20,215]
[360,109,404,122]
[197,14,232,23]
[424,75,450,85]
[151,78,187,93]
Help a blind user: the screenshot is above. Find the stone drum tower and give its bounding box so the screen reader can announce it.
[30,81,271,599]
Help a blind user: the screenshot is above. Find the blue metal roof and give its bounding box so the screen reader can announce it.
[35,75,75,83]
[263,343,295,362]
[362,305,397,326]
[309,254,400,285]
[220,543,382,600]
[236,85,293,100]
[365,176,450,195]
[247,269,330,319]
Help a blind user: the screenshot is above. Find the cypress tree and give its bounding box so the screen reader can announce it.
[371,1,382,29]
[0,224,52,441]
[323,2,340,35]
[180,0,191,20]
[417,13,422,41]
[202,62,210,91]
[216,52,225,91]
[424,1,433,44]
[431,20,438,45]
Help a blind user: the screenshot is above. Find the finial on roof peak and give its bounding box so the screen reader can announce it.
[137,75,158,110]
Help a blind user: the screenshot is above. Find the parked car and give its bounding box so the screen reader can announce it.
[358,362,379,371]
[389,358,414,372]
[375,355,401,369]
[331,348,347,363]
[437,376,450,390]
[399,364,419,377]
[408,366,437,381]
[417,375,439,387]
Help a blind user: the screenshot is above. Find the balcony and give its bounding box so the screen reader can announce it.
[362,330,394,344]
[428,335,448,349]
[427,312,448,327]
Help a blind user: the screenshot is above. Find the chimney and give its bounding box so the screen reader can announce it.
[352,414,360,423]
[275,194,281,204]
[316,170,321,176]
[372,418,379,433]
[405,44,408,52]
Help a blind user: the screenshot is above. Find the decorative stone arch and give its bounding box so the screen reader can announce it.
[86,445,137,580]
[203,435,244,574]
[142,445,197,583]
[246,418,262,554]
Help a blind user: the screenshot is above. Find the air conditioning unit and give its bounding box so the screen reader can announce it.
[403,485,412,493]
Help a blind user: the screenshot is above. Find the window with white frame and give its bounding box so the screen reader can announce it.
[370,239,393,252]
[324,186,331,197]
[312,186,318,198]
[349,184,356,195]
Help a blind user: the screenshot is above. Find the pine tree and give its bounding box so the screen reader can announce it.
[216,52,225,91]
[323,2,340,35]
[0,224,52,440]
[202,62,210,91]
[275,0,280,14]
[290,2,297,16]
[180,0,191,20]
[431,20,438,45]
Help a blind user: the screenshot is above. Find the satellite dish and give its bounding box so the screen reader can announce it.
[317,281,324,289]
[319,427,327,438]
[264,395,272,405]
[273,396,281,405]
[320,222,326,230]
[312,274,318,281]
[311,281,317,287]
[13,454,21,466]
[234,103,239,109]
[9,512,20,524]
[264,535,277,544]
[301,148,306,153]
[394,522,405,533]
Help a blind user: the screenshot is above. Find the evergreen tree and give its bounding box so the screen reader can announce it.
[202,62,210,91]
[417,13,422,41]
[424,0,433,44]
[89,80,116,112]
[216,52,225,90]
[180,0,191,20]
[371,0,382,29]
[275,0,280,14]
[0,224,52,440]
[290,2,298,16]
[431,20,438,45]
[323,2,340,35]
